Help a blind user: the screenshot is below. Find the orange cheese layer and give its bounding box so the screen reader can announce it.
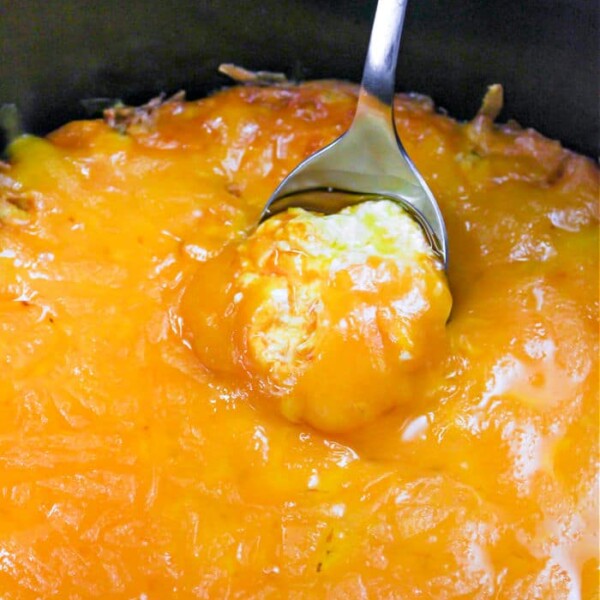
[0,82,598,598]
[182,200,452,433]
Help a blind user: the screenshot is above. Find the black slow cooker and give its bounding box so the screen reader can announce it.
[0,0,597,156]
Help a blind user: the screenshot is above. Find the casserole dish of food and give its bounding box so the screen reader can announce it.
[0,1,597,598]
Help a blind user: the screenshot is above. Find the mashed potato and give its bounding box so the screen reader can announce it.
[182,200,451,432]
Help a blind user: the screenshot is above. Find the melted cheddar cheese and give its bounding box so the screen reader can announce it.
[182,200,451,433]
[0,82,598,598]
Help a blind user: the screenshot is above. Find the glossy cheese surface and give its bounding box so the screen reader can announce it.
[182,200,452,433]
[0,82,598,598]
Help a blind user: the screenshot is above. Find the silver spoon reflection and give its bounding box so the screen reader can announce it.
[260,0,448,266]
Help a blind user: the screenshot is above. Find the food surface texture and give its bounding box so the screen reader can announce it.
[0,82,598,598]
[182,200,451,433]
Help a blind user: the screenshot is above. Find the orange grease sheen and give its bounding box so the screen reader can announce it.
[0,82,598,598]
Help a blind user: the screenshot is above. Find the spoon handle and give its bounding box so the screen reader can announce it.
[358,0,408,109]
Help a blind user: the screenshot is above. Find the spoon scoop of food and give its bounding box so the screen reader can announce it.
[260,0,448,265]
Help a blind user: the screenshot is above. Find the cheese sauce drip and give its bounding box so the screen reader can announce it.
[0,82,597,598]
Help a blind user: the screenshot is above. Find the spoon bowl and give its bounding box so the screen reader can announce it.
[260,0,448,266]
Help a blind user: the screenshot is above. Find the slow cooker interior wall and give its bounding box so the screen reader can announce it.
[0,0,598,156]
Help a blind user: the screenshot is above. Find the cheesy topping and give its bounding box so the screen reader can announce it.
[183,200,451,431]
[0,82,597,598]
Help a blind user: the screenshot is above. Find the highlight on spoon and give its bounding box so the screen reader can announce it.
[260,0,449,268]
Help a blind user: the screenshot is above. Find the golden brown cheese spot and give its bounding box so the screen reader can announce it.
[182,201,451,432]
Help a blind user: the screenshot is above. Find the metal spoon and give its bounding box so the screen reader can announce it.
[260,0,448,265]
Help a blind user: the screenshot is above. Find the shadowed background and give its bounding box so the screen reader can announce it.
[0,0,597,155]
